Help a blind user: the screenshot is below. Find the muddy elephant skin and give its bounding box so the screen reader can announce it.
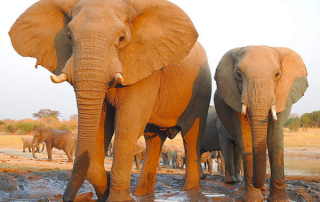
[32,128,77,162]
[214,46,308,202]
[9,0,212,200]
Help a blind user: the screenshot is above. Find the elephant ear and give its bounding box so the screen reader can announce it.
[214,48,242,112]
[120,0,198,85]
[273,47,308,113]
[9,0,78,75]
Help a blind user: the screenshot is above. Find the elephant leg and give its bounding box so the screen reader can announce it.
[46,142,53,161]
[219,151,225,174]
[220,137,236,183]
[199,150,206,179]
[267,107,291,202]
[157,160,162,171]
[182,117,205,191]
[233,143,243,182]
[132,127,167,195]
[108,83,158,201]
[135,155,141,170]
[65,148,74,162]
[86,102,114,201]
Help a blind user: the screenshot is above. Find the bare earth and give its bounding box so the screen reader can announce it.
[0,128,320,201]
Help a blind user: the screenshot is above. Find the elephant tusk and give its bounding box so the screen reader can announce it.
[271,105,278,121]
[33,143,37,146]
[241,104,247,116]
[114,73,124,84]
[50,73,67,83]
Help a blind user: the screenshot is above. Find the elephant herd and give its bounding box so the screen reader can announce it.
[22,128,77,163]
[10,0,308,201]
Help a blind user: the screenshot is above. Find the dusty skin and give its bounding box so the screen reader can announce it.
[1,129,320,201]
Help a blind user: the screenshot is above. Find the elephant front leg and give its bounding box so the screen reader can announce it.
[132,128,167,195]
[233,144,243,183]
[46,142,53,161]
[267,110,290,202]
[182,118,203,191]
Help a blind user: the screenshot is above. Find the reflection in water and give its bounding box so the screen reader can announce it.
[267,157,320,176]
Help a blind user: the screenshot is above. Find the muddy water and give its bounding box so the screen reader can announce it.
[266,157,320,176]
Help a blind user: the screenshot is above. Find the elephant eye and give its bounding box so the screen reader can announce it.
[67,32,72,40]
[119,36,125,42]
[235,70,242,80]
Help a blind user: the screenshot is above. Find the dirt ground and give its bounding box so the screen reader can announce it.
[0,128,320,201]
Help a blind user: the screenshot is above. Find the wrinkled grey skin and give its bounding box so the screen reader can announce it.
[200,106,242,183]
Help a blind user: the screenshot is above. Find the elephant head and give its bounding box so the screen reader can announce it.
[9,0,198,199]
[214,46,308,188]
[32,128,47,159]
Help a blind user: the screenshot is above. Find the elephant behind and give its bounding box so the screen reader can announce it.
[200,105,243,183]
[32,128,77,162]
[214,46,308,201]
[21,137,44,153]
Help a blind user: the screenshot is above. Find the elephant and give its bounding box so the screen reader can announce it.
[9,0,212,201]
[160,144,182,168]
[200,105,243,183]
[21,137,45,153]
[134,140,162,171]
[200,151,214,175]
[32,128,77,162]
[106,138,114,157]
[175,149,185,169]
[214,46,308,202]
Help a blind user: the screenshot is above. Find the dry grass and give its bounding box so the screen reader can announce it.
[284,128,320,148]
[2,128,319,149]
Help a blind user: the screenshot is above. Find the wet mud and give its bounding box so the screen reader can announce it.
[1,171,320,202]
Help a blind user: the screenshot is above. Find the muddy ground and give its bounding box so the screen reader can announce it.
[1,132,320,201]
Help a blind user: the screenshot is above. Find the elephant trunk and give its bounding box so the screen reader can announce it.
[63,56,108,201]
[246,80,273,189]
[32,138,38,159]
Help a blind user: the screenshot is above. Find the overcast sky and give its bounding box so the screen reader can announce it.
[0,0,319,120]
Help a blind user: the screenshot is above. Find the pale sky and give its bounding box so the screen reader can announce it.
[0,0,319,120]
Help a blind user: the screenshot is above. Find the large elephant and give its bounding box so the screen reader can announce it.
[32,128,77,162]
[9,0,212,201]
[214,46,308,202]
[200,105,242,183]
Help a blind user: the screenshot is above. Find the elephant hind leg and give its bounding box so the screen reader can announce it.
[132,126,167,196]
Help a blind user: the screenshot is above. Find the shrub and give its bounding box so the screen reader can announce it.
[6,124,18,134]
[17,122,35,134]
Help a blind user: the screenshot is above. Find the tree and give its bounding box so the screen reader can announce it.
[70,114,78,121]
[311,110,320,128]
[300,113,313,131]
[33,109,61,119]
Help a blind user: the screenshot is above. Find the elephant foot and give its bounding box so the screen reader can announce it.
[261,184,268,191]
[181,184,201,191]
[224,175,237,184]
[267,191,289,202]
[235,174,243,183]
[200,174,207,179]
[132,185,153,196]
[241,188,264,202]
[107,188,133,202]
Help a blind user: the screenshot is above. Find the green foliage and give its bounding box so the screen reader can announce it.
[33,109,61,119]
[44,115,59,119]
[0,121,5,126]
[301,113,313,131]
[6,124,18,134]
[287,117,300,132]
[33,122,45,130]
[17,122,35,134]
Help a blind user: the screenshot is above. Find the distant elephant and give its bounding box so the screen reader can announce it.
[200,151,214,175]
[214,46,308,202]
[175,149,185,169]
[160,144,182,168]
[32,128,77,162]
[134,140,162,171]
[21,137,45,153]
[200,106,242,183]
[9,0,211,201]
[106,139,114,157]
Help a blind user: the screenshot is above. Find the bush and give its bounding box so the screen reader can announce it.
[6,124,18,134]
[17,122,35,134]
